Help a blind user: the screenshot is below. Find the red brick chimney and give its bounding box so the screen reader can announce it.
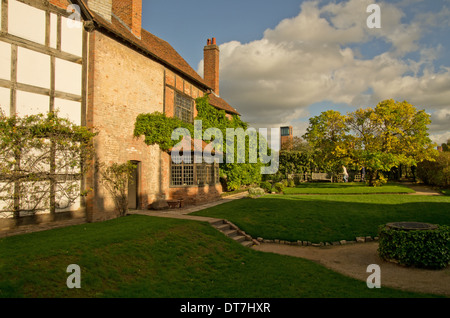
[112,0,142,38]
[204,37,220,95]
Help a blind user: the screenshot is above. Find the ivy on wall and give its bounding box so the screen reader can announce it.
[134,95,263,190]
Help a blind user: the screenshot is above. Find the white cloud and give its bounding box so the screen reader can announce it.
[198,0,450,138]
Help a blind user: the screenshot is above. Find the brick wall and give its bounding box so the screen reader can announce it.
[87,0,112,22]
[48,0,71,9]
[112,0,142,38]
[86,31,165,221]
[164,69,203,119]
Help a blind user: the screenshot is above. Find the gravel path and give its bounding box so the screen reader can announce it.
[253,242,450,297]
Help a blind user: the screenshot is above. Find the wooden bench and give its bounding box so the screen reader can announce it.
[167,199,184,209]
[311,173,332,182]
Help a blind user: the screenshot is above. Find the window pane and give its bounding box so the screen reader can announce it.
[183,164,194,185]
[171,165,183,186]
[175,93,193,124]
[281,127,290,136]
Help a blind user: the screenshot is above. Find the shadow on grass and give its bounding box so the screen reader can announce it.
[192,194,450,243]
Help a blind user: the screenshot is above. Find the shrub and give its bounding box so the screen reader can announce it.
[371,175,387,187]
[248,187,265,198]
[416,152,450,187]
[100,162,137,217]
[378,224,450,269]
[273,182,284,193]
[288,180,296,188]
[259,181,272,193]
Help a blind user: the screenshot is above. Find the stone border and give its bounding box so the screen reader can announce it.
[253,235,379,247]
[219,218,379,248]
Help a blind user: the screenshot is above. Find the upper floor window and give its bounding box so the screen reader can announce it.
[175,93,194,124]
[281,127,291,136]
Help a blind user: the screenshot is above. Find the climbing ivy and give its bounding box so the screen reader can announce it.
[134,95,263,190]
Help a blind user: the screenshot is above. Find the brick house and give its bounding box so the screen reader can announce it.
[0,0,240,223]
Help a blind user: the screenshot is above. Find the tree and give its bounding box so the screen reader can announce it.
[441,139,450,152]
[280,136,312,153]
[303,110,351,174]
[0,111,96,218]
[303,100,438,186]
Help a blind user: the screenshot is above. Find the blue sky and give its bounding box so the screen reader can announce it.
[142,0,450,145]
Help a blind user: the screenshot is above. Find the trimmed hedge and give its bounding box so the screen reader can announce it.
[378,224,450,269]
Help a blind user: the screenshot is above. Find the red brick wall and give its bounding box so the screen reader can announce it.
[86,31,165,222]
[112,0,142,38]
[49,0,71,9]
[164,70,203,119]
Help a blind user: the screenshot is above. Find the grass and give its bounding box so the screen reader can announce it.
[0,215,437,298]
[192,194,450,243]
[283,182,415,194]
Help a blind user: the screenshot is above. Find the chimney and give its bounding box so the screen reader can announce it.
[112,0,142,38]
[204,37,220,95]
[87,0,113,22]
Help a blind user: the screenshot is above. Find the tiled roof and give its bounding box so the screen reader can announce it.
[208,93,240,116]
[76,0,240,115]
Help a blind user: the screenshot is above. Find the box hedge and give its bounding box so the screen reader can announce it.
[378,224,450,269]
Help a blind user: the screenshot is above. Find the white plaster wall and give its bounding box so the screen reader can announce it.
[54,98,81,125]
[61,16,83,57]
[55,58,82,95]
[0,87,10,116]
[16,90,49,116]
[17,47,51,89]
[50,13,58,49]
[0,41,10,80]
[8,0,46,45]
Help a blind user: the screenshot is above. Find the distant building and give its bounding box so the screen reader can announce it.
[280,126,293,150]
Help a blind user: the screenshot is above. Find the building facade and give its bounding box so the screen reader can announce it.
[0,0,240,224]
[280,126,293,150]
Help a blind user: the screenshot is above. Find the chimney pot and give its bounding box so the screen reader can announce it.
[212,37,216,45]
[207,38,211,45]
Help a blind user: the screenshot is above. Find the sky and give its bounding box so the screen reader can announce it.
[142,0,450,146]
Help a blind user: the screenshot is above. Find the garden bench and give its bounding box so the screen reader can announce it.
[311,173,332,182]
[167,199,184,209]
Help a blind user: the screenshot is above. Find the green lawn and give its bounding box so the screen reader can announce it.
[0,215,437,298]
[192,194,450,243]
[283,182,415,194]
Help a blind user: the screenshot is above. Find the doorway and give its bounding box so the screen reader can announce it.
[128,161,140,210]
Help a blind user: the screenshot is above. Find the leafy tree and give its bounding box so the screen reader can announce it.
[441,139,450,152]
[303,100,437,186]
[303,110,351,174]
[280,136,312,152]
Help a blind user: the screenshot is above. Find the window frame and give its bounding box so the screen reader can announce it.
[170,160,220,188]
[174,92,194,124]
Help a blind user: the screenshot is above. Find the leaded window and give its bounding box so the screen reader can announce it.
[175,93,194,124]
[170,162,220,187]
